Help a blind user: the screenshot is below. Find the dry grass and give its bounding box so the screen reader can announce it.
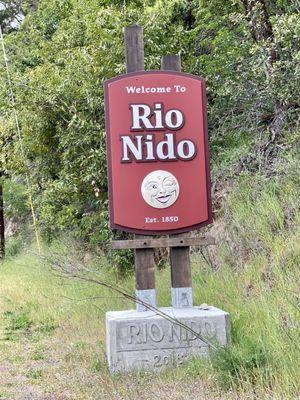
[0,244,299,400]
[1,163,299,399]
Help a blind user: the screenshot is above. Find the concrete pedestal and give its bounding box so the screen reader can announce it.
[106,306,230,372]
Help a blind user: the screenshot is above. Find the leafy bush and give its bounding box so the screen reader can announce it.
[6,225,32,257]
[3,178,29,220]
[0,0,299,260]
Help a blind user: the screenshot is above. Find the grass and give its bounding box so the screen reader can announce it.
[0,160,299,399]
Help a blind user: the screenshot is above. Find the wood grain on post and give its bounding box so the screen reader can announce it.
[125,25,145,73]
[169,239,191,288]
[135,234,155,291]
[124,25,155,295]
[161,55,192,296]
[112,236,215,250]
[161,55,181,72]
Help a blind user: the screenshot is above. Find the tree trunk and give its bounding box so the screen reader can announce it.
[240,0,285,140]
[0,173,5,261]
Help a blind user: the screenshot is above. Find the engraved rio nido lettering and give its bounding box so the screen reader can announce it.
[128,321,200,345]
[149,323,164,342]
[172,321,216,343]
[127,322,165,345]
[120,103,197,163]
[204,321,217,337]
[128,324,142,345]
[126,321,215,348]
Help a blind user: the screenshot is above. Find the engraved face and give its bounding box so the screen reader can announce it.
[141,170,180,209]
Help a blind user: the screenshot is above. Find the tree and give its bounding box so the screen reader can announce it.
[0,0,298,257]
[240,0,284,142]
[0,1,38,32]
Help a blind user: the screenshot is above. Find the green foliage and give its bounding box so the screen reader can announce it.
[2,301,58,341]
[3,308,32,340]
[26,368,43,379]
[0,0,36,33]
[212,339,271,389]
[90,357,106,372]
[3,177,28,219]
[3,177,32,257]
[221,153,300,268]
[0,195,299,398]
[31,348,45,360]
[0,0,299,268]
[5,226,30,256]
[190,157,300,395]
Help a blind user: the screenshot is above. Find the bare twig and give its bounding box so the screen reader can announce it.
[37,252,219,350]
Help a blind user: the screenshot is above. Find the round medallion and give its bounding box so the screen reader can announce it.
[141,170,180,209]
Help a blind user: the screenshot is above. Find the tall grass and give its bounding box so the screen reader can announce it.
[0,157,299,399]
[191,158,300,397]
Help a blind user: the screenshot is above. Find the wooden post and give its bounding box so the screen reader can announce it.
[161,55,181,72]
[124,25,145,73]
[124,25,156,311]
[0,172,5,261]
[161,55,193,308]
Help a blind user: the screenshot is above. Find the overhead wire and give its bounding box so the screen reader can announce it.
[0,24,41,252]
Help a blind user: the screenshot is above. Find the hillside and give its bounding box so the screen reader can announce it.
[0,1,299,399]
[1,150,299,399]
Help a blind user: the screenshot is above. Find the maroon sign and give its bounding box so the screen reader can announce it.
[104,71,212,234]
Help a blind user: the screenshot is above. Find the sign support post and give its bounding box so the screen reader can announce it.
[161,55,193,309]
[124,25,156,312]
[105,25,230,373]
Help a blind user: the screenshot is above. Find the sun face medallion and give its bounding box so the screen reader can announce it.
[141,170,180,209]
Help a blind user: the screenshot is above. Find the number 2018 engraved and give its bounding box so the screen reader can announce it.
[153,353,187,367]
[153,355,169,367]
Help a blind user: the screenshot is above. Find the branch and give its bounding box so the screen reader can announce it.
[37,252,219,350]
[240,0,274,43]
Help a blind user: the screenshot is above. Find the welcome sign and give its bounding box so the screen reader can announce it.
[104,71,212,234]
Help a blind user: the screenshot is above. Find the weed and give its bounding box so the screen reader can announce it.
[74,340,88,350]
[31,349,45,361]
[11,355,23,364]
[90,357,106,372]
[36,320,58,335]
[185,356,212,377]
[3,309,32,340]
[26,369,44,380]
[212,338,272,389]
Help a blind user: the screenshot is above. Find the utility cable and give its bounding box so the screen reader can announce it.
[0,25,41,252]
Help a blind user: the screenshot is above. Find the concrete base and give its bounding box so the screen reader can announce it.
[135,289,156,312]
[106,306,230,372]
[171,287,193,308]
